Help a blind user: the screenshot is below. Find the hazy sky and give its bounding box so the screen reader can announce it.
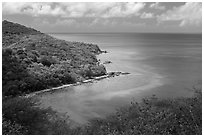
[2,2,202,33]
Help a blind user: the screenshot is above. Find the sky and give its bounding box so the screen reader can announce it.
[2,2,202,33]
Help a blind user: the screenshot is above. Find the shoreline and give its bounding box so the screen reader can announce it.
[38,73,164,125]
[25,71,130,98]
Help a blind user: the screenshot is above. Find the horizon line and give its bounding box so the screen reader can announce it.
[45,32,202,35]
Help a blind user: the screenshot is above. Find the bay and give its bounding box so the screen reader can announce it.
[38,33,202,125]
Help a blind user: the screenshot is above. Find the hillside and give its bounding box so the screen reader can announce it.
[2,20,106,97]
[2,20,42,47]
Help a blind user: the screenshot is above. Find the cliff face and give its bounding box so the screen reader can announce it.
[2,20,106,97]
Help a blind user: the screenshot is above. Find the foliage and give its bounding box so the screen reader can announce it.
[79,64,106,78]
[2,97,73,135]
[2,20,202,135]
[2,20,41,47]
[79,90,202,135]
[39,56,57,67]
[2,118,27,135]
[2,90,202,135]
[2,48,30,96]
[2,46,106,97]
[2,20,106,97]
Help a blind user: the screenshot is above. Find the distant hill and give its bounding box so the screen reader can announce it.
[2,20,106,97]
[2,20,41,35]
[2,20,42,47]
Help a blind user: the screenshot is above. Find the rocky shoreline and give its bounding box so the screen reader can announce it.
[25,71,130,98]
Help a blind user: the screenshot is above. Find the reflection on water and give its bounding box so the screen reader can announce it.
[39,33,202,124]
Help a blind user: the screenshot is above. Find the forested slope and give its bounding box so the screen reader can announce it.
[2,20,106,97]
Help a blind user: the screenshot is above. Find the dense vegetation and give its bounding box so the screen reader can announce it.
[2,20,106,97]
[2,20,202,135]
[3,89,202,135]
[82,90,202,135]
[2,97,72,135]
[2,20,42,47]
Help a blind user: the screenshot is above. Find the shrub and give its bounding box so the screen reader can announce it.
[39,56,56,67]
[2,89,201,135]
[2,97,72,135]
[80,90,202,135]
[2,118,28,135]
[3,48,13,55]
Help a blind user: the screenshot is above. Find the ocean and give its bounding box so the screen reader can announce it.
[39,33,202,125]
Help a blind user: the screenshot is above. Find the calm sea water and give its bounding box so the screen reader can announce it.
[39,33,202,125]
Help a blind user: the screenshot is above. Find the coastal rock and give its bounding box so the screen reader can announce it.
[103,61,112,64]
[101,50,108,53]
[108,71,130,77]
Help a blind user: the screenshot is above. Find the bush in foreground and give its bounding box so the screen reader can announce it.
[2,89,202,135]
[2,97,72,135]
[80,90,202,135]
